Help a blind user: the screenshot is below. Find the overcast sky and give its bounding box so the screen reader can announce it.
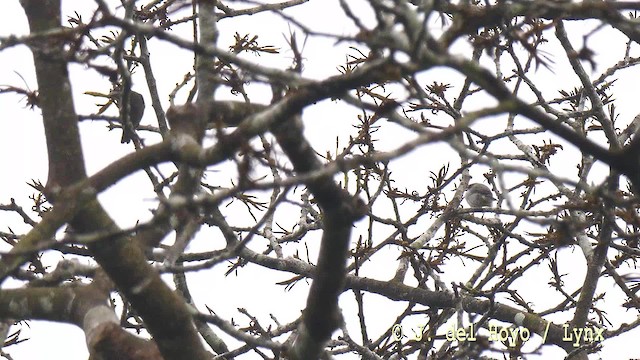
[1,1,640,359]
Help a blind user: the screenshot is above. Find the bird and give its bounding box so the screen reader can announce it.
[166,103,205,144]
[465,183,496,207]
[117,90,145,143]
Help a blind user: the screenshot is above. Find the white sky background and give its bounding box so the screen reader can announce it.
[1,0,640,359]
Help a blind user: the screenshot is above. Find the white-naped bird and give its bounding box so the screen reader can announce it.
[117,90,145,143]
[465,183,496,207]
